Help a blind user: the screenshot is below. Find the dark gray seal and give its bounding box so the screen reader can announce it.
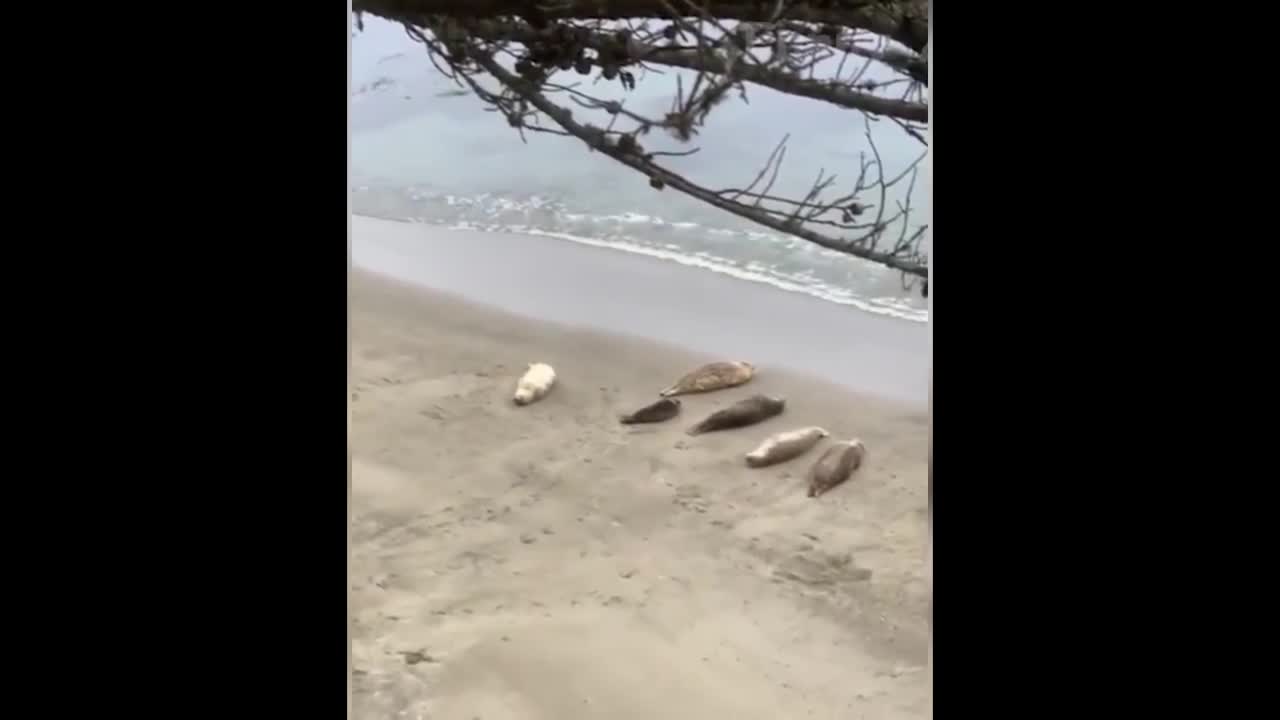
[807,440,867,498]
[686,394,785,436]
[619,397,682,425]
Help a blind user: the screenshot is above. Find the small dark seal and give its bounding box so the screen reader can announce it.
[686,394,785,436]
[807,439,867,498]
[619,397,682,425]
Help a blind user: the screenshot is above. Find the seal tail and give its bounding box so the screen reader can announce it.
[659,386,679,397]
[618,413,636,425]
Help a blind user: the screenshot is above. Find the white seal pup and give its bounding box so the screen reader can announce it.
[807,439,867,498]
[513,362,556,406]
[659,361,755,397]
[745,426,829,468]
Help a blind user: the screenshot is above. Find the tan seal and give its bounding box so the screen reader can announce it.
[619,397,682,425]
[659,361,755,397]
[745,426,829,468]
[807,439,867,497]
[686,394,785,436]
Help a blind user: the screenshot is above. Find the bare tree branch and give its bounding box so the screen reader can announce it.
[353,0,929,53]
[354,3,930,287]
[781,23,927,84]
[454,19,927,122]
[453,40,927,277]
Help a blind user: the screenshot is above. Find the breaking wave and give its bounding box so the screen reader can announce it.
[352,183,928,324]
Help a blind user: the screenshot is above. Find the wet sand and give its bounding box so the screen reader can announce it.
[351,215,928,408]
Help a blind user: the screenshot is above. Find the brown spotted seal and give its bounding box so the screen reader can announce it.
[659,361,755,397]
[686,394,784,436]
[745,426,829,468]
[619,397,682,424]
[807,439,867,497]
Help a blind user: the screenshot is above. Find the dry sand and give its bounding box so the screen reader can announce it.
[350,270,929,719]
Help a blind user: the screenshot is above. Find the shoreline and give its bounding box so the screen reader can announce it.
[352,214,929,409]
[351,203,928,324]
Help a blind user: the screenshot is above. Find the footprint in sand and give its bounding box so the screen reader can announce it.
[673,485,710,514]
[771,552,873,587]
[412,373,492,399]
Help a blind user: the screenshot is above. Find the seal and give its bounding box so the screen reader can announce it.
[619,397,681,425]
[686,394,785,436]
[513,362,556,406]
[807,439,867,497]
[659,361,755,397]
[745,426,829,468]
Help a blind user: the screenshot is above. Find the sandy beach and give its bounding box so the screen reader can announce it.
[350,220,929,719]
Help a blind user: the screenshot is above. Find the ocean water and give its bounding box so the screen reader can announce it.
[352,19,929,324]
